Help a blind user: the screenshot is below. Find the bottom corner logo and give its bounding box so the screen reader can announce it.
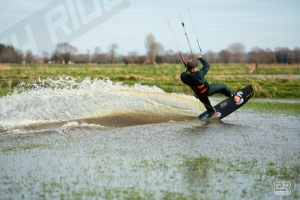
[274,181,291,195]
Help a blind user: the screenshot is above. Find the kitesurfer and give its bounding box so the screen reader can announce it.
[180,54,241,119]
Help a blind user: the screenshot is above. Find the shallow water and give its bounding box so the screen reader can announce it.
[0,78,299,199]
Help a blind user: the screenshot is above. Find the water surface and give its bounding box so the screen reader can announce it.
[0,78,299,199]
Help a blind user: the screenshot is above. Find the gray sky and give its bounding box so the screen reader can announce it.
[1,0,299,56]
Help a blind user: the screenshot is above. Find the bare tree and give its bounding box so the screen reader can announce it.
[162,49,183,63]
[145,33,157,64]
[249,47,276,64]
[122,56,132,65]
[108,43,118,64]
[91,53,108,64]
[292,47,300,63]
[55,42,77,64]
[86,49,91,63]
[248,47,264,73]
[0,43,5,54]
[218,49,231,64]
[265,48,276,64]
[248,47,263,64]
[91,46,102,64]
[0,46,23,64]
[122,51,135,65]
[50,51,62,63]
[128,51,138,64]
[73,54,87,63]
[228,43,245,63]
[205,50,216,63]
[155,42,165,64]
[162,49,172,63]
[136,55,147,64]
[122,51,147,65]
[24,50,33,64]
[275,47,291,63]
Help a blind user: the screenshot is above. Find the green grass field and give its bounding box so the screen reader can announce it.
[1,63,300,98]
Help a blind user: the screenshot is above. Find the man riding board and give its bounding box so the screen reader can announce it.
[180,54,241,120]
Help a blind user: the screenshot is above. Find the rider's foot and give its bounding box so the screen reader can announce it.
[234,95,241,103]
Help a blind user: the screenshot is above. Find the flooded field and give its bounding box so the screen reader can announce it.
[0,78,299,199]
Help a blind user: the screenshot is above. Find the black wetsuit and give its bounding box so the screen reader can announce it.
[180,58,235,114]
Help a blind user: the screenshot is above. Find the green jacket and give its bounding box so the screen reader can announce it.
[180,58,210,86]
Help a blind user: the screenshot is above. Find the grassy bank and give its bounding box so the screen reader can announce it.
[243,100,300,115]
[1,63,300,98]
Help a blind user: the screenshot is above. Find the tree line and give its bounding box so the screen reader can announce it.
[0,33,299,65]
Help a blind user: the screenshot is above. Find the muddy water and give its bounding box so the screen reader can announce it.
[0,78,299,199]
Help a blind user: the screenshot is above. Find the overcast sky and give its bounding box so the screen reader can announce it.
[0,0,299,56]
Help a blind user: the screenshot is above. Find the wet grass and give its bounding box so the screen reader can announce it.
[243,100,300,115]
[1,142,46,152]
[208,77,300,98]
[1,63,300,98]
[1,153,299,199]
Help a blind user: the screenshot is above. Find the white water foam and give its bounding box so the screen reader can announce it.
[0,76,205,131]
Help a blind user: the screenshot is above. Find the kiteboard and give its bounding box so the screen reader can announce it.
[199,84,254,120]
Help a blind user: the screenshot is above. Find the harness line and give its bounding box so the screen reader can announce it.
[167,19,186,67]
[178,12,194,58]
[187,8,203,55]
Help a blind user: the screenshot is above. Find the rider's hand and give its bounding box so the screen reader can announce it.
[195,54,202,60]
